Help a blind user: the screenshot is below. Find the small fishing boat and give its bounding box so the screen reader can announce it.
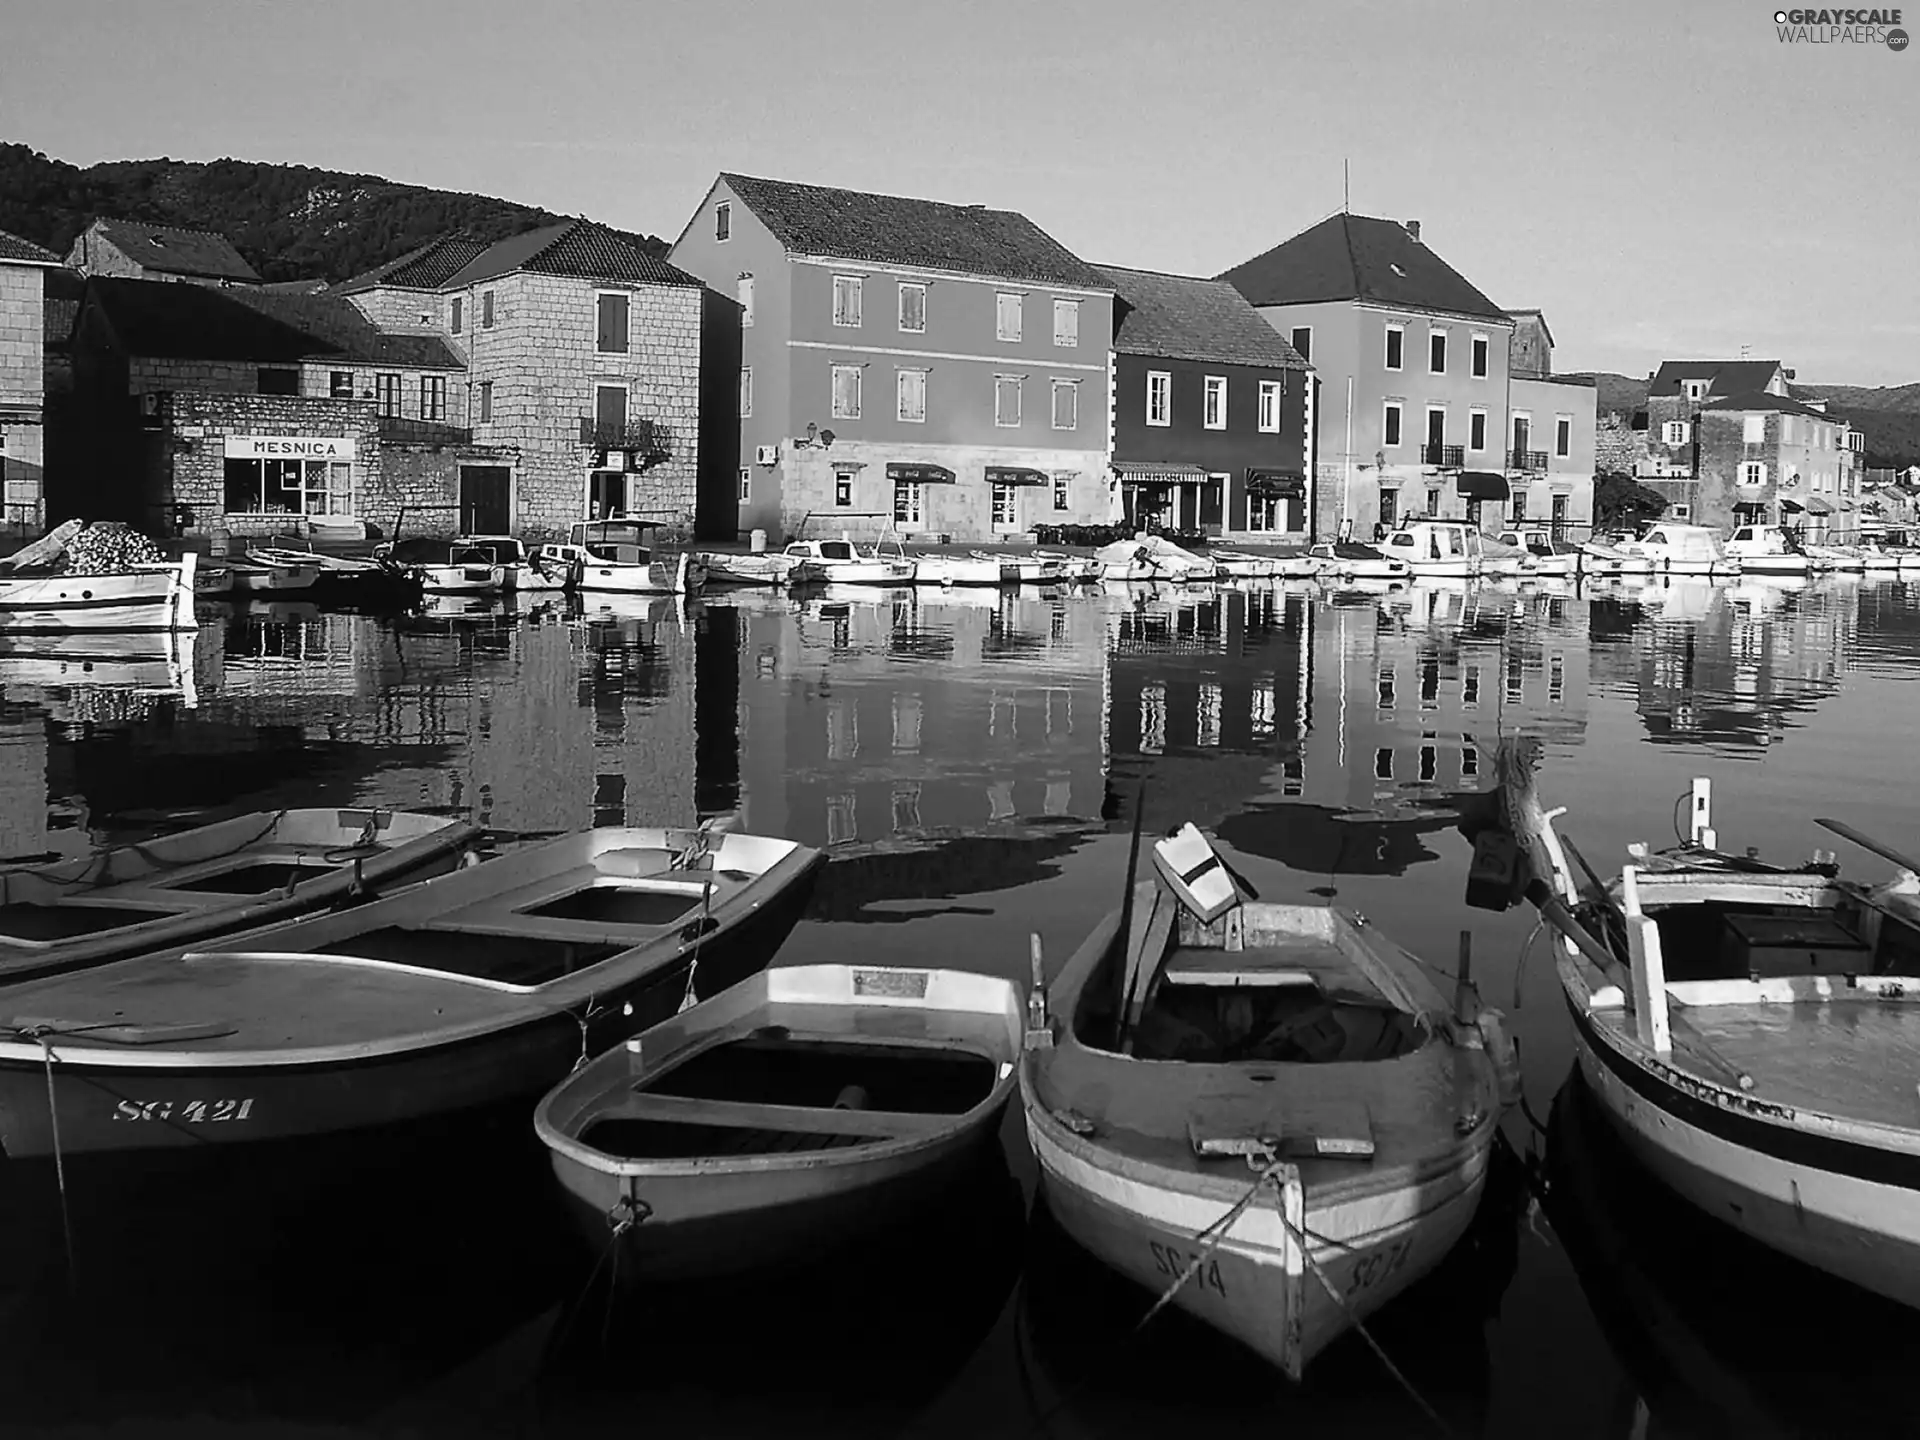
[244,541,421,606]
[559,521,706,595]
[1723,524,1812,577]
[974,551,1070,585]
[780,538,916,585]
[0,808,477,981]
[1859,541,1906,573]
[1033,550,1102,583]
[912,551,1008,586]
[535,963,1023,1280]
[1498,529,1582,578]
[0,551,198,633]
[1093,534,1219,582]
[1617,523,1737,576]
[1306,541,1410,582]
[226,560,322,594]
[1489,740,1920,1310]
[698,550,827,587]
[1804,542,1865,574]
[380,538,507,595]
[1021,822,1515,1379]
[1209,550,1280,580]
[1477,533,1538,579]
[454,536,572,592]
[0,824,825,1162]
[194,563,234,597]
[1579,538,1655,579]
[1375,520,1483,579]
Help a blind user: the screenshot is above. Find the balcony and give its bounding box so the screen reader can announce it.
[579,416,672,469]
[380,416,472,446]
[1420,444,1464,468]
[1509,449,1549,472]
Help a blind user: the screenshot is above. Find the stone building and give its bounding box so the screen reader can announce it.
[669,173,1116,544]
[67,218,261,287]
[1691,390,1862,538]
[0,228,61,533]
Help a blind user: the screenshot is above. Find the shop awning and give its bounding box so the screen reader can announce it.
[985,466,1049,487]
[1840,499,1855,512]
[886,463,956,485]
[1456,471,1510,501]
[1114,461,1209,486]
[1802,496,1834,516]
[1245,469,1305,498]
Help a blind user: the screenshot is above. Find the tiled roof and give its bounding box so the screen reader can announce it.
[257,278,332,295]
[1699,390,1841,421]
[225,289,464,368]
[86,277,333,362]
[1648,359,1784,397]
[87,218,259,282]
[332,234,492,295]
[1099,265,1307,369]
[1217,214,1509,323]
[720,173,1109,290]
[0,227,60,265]
[440,220,699,289]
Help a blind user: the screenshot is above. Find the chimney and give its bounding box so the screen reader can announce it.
[1404,220,1422,242]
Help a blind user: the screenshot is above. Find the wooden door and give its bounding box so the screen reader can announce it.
[458,466,511,534]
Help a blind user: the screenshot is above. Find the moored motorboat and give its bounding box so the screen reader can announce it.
[0,808,479,981]
[1499,529,1582,578]
[1804,542,1865,574]
[227,560,321,594]
[779,538,915,585]
[912,551,1008,586]
[455,536,572,592]
[1375,519,1484,579]
[1477,533,1538,579]
[0,824,825,1162]
[1093,533,1218,582]
[1723,523,1812,577]
[535,963,1023,1281]
[1489,740,1920,1310]
[1209,549,1280,580]
[1033,550,1102,583]
[557,521,706,595]
[1021,823,1515,1380]
[1305,541,1410,582]
[1579,540,1655,579]
[194,563,234,596]
[698,550,827,587]
[1618,522,1738,576]
[0,551,198,633]
[245,542,422,606]
[381,538,507,595]
[974,551,1071,585]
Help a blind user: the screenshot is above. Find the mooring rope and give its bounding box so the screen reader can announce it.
[36,1033,76,1290]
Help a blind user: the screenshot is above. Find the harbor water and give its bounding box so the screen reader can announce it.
[4,574,1920,1437]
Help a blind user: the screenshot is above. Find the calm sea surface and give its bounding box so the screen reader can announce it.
[4,574,1920,1438]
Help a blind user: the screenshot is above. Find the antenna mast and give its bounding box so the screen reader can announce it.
[1343,159,1350,213]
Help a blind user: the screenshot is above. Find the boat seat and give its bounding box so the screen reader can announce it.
[594,848,679,879]
[1161,944,1329,990]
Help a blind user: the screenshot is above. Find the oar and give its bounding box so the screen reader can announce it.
[1817,818,1920,876]
[1109,777,1150,1049]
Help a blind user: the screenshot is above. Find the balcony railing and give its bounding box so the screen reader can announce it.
[1509,449,1549,472]
[380,416,473,446]
[579,416,669,455]
[1420,444,1464,468]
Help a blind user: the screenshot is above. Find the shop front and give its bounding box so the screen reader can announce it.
[1114,461,1209,532]
[222,434,356,522]
[1243,469,1306,535]
[1456,470,1510,532]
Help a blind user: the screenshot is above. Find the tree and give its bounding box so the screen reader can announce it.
[1594,472,1669,530]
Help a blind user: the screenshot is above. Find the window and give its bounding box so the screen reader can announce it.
[834,470,855,507]
[737,275,754,327]
[1429,330,1447,374]
[893,479,922,525]
[831,364,861,420]
[1384,325,1404,371]
[1051,378,1077,430]
[1258,380,1281,433]
[991,483,1019,529]
[996,292,1023,342]
[832,275,862,327]
[223,457,352,517]
[420,375,446,421]
[481,291,495,329]
[1741,461,1768,486]
[1052,473,1071,512]
[1383,402,1403,447]
[1661,420,1690,446]
[898,282,926,333]
[897,368,927,423]
[716,202,731,241]
[1290,326,1312,362]
[1379,488,1397,529]
[257,368,298,396]
[1471,334,1488,378]
[1146,371,1171,426]
[1426,488,1440,517]
[478,380,493,423]
[1053,298,1078,348]
[1780,416,1796,444]
[738,467,751,502]
[1684,380,1706,401]
[740,366,753,419]
[995,374,1022,427]
[1469,409,1487,452]
[329,371,354,400]
[375,373,402,417]
[1555,416,1571,457]
[1203,376,1226,430]
[450,297,463,335]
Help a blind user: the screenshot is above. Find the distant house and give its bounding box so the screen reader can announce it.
[1690,389,1863,537]
[67,218,261,287]
[0,227,63,532]
[669,172,1115,544]
[1504,312,1597,536]
[1637,359,1791,504]
[1101,264,1311,537]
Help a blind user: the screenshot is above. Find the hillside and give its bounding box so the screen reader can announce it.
[1566,370,1919,466]
[1798,383,1920,414]
[1566,371,1647,417]
[0,144,668,285]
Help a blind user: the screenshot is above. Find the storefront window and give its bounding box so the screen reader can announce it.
[224,457,353,515]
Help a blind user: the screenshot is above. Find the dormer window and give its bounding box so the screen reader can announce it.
[1684,380,1706,401]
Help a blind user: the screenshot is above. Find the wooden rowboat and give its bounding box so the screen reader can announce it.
[534,963,1023,1280]
[0,808,479,981]
[1020,824,1514,1380]
[0,825,824,1162]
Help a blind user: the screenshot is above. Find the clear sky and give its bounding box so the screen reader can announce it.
[7,0,1916,384]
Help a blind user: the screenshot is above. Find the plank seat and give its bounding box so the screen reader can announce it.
[1161,941,1342,989]
[599,1090,949,1139]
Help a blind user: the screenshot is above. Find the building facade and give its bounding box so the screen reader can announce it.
[1693,391,1862,537]
[0,228,60,533]
[1101,265,1312,537]
[66,218,261,287]
[670,173,1116,544]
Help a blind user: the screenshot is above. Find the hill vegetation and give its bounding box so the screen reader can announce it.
[0,144,667,285]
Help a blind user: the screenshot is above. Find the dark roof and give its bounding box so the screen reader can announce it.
[1098,265,1307,369]
[1512,373,1596,388]
[257,278,332,295]
[720,173,1109,290]
[0,228,60,265]
[1699,390,1841,421]
[225,289,464,368]
[1217,213,1509,323]
[86,277,332,362]
[87,218,259,282]
[332,234,492,295]
[1648,359,1784,397]
[441,220,699,289]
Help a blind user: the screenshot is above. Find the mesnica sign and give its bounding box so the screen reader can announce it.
[223,436,357,461]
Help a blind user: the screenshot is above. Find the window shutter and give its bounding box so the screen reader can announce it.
[598,294,629,353]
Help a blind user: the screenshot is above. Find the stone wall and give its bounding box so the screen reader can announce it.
[1595,413,1642,475]
[66,234,149,282]
[372,442,523,538]
[299,361,468,426]
[341,286,448,331]
[0,264,44,411]
[130,357,263,396]
[162,391,381,538]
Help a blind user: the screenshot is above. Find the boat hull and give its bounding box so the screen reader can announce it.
[0,558,198,633]
[1568,996,1920,1309]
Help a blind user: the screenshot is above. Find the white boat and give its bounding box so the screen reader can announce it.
[1499,530,1583,578]
[780,538,915,586]
[380,538,507,595]
[1724,524,1813,577]
[912,552,1008,586]
[1093,534,1219,582]
[1021,823,1514,1380]
[1303,541,1409,582]
[1858,542,1907,573]
[1209,550,1280,580]
[1620,522,1738,576]
[1033,550,1102,583]
[227,560,322,594]
[1804,543,1865,574]
[698,550,827,587]
[0,807,477,981]
[0,551,198,633]
[1376,519,1483,579]
[455,536,572,592]
[195,563,234,597]
[1579,539,1654,578]
[1478,533,1539,579]
[557,521,706,596]
[970,551,1071,585]
[535,964,1023,1281]
[1495,742,1920,1311]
